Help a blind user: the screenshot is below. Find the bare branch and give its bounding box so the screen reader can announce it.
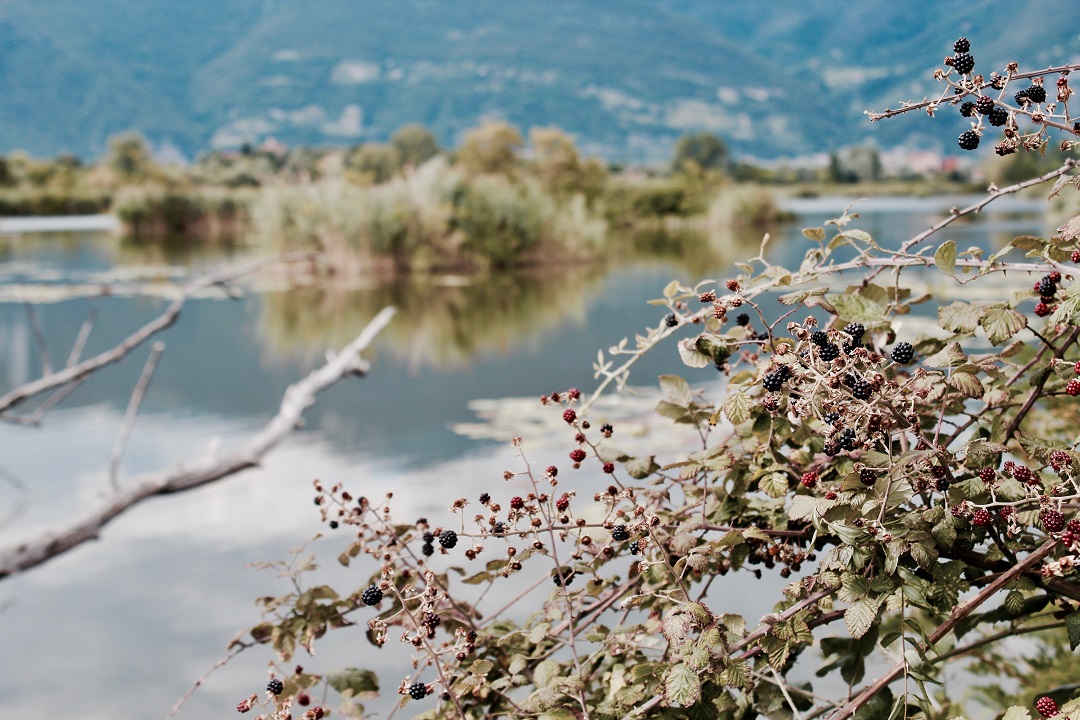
[0,306,395,580]
[66,306,98,368]
[108,341,165,487]
[0,252,313,416]
[23,302,52,376]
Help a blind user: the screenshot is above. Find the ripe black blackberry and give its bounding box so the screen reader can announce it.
[891,341,914,364]
[762,371,786,392]
[988,106,1009,126]
[552,567,576,587]
[974,96,994,114]
[810,330,829,346]
[839,427,858,451]
[735,313,750,326]
[611,525,629,541]
[852,380,873,400]
[1026,84,1047,103]
[824,411,840,424]
[860,468,877,486]
[959,101,975,117]
[958,130,979,150]
[439,530,458,549]
[422,531,434,543]
[361,585,383,606]
[408,682,428,700]
[422,542,434,556]
[1037,275,1056,296]
[953,37,970,53]
[823,442,839,456]
[479,492,490,504]
[629,540,640,555]
[267,679,284,696]
[1014,88,1030,104]
[935,477,950,492]
[844,323,865,341]
[421,612,441,629]
[664,313,678,327]
[493,522,506,535]
[819,343,840,362]
[843,373,856,388]
[952,52,974,75]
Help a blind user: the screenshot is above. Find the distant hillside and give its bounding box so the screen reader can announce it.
[0,0,1076,162]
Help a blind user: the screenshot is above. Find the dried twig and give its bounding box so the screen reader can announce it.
[0,252,313,416]
[66,306,98,368]
[108,341,165,487]
[0,306,395,580]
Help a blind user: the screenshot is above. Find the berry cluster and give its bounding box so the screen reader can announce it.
[1033,273,1063,317]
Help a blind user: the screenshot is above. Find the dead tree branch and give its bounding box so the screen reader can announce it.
[0,306,395,580]
[0,252,313,418]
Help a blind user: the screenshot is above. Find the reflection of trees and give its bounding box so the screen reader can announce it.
[257,224,763,367]
[257,264,607,369]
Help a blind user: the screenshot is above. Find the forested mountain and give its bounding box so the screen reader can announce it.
[0,0,1075,161]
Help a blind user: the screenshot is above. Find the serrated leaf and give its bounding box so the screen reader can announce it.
[845,597,880,639]
[939,302,984,334]
[1067,610,1080,650]
[1002,706,1031,720]
[827,293,886,323]
[664,663,701,707]
[678,338,712,368]
[660,375,693,407]
[529,622,551,645]
[327,668,379,697]
[790,494,833,521]
[935,240,957,277]
[1004,590,1025,617]
[923,341,967,368]
[948,371,983,398]
[980,307,1027,345]
[759,472,789,499]
[723,391,752,425]
[625,455,659,479]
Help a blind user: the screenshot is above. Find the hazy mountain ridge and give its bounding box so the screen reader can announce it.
[0,0,1076,162]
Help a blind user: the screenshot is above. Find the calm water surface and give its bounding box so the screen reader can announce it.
[0,198,1056,718]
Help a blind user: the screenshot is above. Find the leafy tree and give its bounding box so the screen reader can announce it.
[391,124,440,169]
[105,132,157,182]
[673,131,729,174]
[455,121,524,176]
[346,143,402,184]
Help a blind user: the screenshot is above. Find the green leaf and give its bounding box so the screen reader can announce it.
[923,341,967,368]
[625,455,660,479]
[934,240,957,277]
[845,597,880,639]
[947,371,983,398]
[529,622,551,645]
[1004,590,1025,617]
[827,292,886,324]
[663,663,702,707]
[659,375,693,407]
[938,301,984,334]
[789,494,833,521]
[327,668,379,697]
[1066,610,1080,650]
[980,307,1027,345]
[722,392,752,426]
[1002,706,1031,720]
[678,338,712,369]
[759,472,789,499]
[803,227,826,241]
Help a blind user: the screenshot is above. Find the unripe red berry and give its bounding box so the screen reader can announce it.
[1036,696,1060,718]
[568,388,581,400]
[1072,249,1080,263]
[979,467,996,483]
[1068,379,1080,396]
[569,449,587,463]
[1034,302,1052,317]
[602,462,615,474]
[800,471,817,488]
[1041,508,1066,533]
[563,409,577,424]
[510,496,524,510]
[972,509,992,526]
[297,693,311,706]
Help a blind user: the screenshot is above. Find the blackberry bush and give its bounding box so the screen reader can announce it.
[225,34,1080,720]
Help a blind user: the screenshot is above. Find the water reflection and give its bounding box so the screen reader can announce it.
[256,225,761,366]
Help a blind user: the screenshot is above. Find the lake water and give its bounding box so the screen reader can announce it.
[0,197,1058,718]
